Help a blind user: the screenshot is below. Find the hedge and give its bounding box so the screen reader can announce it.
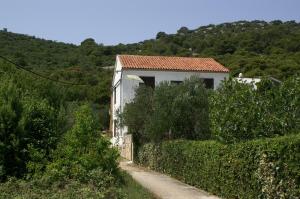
[137,134,300,199]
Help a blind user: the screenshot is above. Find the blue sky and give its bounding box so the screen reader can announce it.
[1,0,299,45]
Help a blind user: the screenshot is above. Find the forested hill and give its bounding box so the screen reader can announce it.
[1,20,300,79]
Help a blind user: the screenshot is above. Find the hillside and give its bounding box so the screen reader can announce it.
[1,20,300,80]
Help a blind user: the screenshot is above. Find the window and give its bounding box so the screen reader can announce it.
[139,76,155,89]
[171,80,183,85]
[113,120,117,137]
[201,78,214,89]
[114,87,117,104]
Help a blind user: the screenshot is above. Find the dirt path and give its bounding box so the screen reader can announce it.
[120,161,220,199]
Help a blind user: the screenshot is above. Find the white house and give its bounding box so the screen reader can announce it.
[110,55,229,145]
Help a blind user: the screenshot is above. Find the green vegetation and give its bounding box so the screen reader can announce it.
[121,172,155,199]
[137,134,300,199]
[0,63,121,197]
[0,171,155,199]
[0,61,154,198]
[123,76,299,198]
[210,77,300,143]
[0,62,67,180]
[1,19,300,198]
[1,20,300,80]
[121,78,210,158]
[122,77,299,145]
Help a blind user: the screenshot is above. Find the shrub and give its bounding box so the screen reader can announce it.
[137,134,300,199]
[210,77,300,143]
[0,78,64,180]
[0,68,68,180]
[0,170,124,199]
[45,105,120,181]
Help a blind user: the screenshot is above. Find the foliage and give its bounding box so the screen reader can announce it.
[146,77,210,141]
[0,105,123,198]
[0,171,155,199]
[0,36,154,197]
[137,134,300,199]
[1,20,300,130]
[0,171,124,199]
[0,64,64,180]
[120,172,155,199]
[122,86,154,155]
[1,20,300,80]
[210,77,300,143]
[122,77,210,145]
[1,19,300,197]
[45,105,119,180]
[0,104,153,199]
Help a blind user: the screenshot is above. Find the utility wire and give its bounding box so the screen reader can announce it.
[0,55,88,86]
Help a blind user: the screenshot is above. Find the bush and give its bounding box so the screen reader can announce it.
[137,134,300,199]
[0,105,124,199]
[210,77,300,143]
[0,77,64,180]
[0,170,124,199]
[45,105,120,181]
[122,77,210,144]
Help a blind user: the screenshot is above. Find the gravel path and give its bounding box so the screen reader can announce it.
[120,161,220,199]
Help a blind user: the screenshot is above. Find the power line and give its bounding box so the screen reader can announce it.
[0,55,88,86]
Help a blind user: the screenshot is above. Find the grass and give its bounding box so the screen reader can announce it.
[0,173,156,199]
[121,172,156,199]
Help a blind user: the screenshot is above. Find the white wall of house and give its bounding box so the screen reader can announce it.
[111,58,122,139]
[122,69,228,106]
[111,57,229,145]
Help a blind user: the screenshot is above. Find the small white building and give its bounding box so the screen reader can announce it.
[235,73,281,89]
[235,73,262,89]
[110,55,229,145]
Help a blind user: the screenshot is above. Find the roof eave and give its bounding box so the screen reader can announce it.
[122,67,229,73]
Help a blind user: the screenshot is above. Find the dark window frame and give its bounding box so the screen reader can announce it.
[170,80,183,85]
[201,78,214,89]
[113,120,117,136]
[139,76,155,89]
[114,87,117,104]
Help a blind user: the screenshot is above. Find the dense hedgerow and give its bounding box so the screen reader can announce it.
[137,134,300,199]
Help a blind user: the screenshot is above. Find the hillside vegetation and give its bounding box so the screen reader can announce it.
[1,20,300,80]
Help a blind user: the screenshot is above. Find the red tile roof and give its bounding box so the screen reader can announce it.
[118,55,229,73]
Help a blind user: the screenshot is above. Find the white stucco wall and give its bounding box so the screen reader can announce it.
[111,58,122,139]
[122,70,228,106]
[111,56,229,144]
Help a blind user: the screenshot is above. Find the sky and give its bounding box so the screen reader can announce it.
[1,0,300,45]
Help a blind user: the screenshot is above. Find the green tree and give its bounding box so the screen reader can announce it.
[123,77,211,144]
[210,77,300,143]
[0,79,24,179]
[46,105,119,180]
[122,86,153,153]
